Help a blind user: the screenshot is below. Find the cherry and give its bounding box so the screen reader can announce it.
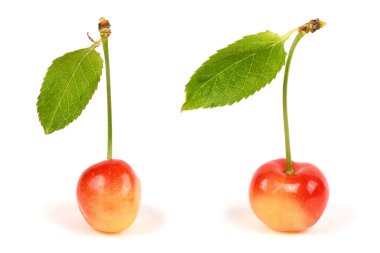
[77,159,141,233]
[249,159,328,232]
[38,18,142,232]
[247,20,329,232]
[75,20,141,233]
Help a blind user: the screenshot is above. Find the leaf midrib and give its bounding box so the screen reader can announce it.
[46,47,96,133]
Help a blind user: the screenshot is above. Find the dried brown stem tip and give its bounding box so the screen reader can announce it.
[299,19,326,33]
[99,17,111,38]
[87,32,96,43]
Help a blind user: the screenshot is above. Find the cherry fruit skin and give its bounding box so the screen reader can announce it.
[249,159,328,232]
[77,159,141,233]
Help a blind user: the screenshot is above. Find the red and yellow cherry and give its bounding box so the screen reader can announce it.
[249,159,329,232]
[77,159,141,233]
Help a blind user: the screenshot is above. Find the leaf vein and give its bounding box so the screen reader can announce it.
[79,64,91,87]
[255,45,276,90]
[241,54,256,91]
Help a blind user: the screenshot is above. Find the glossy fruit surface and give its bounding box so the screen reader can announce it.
[77,159,141,233]
[249,158,328,232]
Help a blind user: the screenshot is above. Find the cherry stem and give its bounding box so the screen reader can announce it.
[98,18,113,160]
[283,31,305,174]
[101,37,113,160]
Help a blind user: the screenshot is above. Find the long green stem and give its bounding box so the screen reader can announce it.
[101,37,113,159]
[283,32,305,174]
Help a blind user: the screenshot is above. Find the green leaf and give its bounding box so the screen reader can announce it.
[182,31,289,111]
[37,45,103,134]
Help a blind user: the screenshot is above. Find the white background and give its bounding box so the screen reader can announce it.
[1,0,379,252]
